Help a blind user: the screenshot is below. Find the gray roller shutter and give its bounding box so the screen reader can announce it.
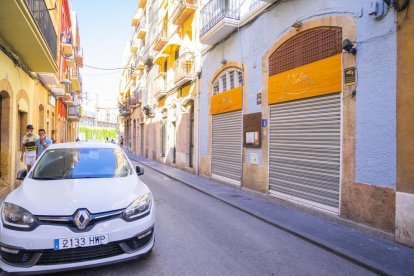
[269,93,341,211]
[212,110,242,184]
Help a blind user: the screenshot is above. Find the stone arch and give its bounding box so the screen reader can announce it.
[261,16,357,212]
[39,104,45,129]
[206,62,247,177]
[0,82,13,186]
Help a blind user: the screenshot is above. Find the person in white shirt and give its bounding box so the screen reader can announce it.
[20,124,39,171]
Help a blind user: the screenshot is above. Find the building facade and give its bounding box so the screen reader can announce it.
[0,0,83,193]
[120,0,413,247]
[120,0,200,172]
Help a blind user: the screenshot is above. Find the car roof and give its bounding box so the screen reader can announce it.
[47,142,120,150]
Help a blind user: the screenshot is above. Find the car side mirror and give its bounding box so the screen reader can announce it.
[136,165,144,176]
[17,169,27,180]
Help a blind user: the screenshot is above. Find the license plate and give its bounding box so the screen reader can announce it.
[54,234,109,250]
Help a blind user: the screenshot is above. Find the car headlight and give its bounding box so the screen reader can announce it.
[1,203,38,231]
[123,193,152,221]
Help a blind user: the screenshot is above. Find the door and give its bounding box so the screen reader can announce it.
[140,123,144,156]
[172,121,176,163]
[189,102,194,168]
[211,110,242,185]
[269,94,341,211]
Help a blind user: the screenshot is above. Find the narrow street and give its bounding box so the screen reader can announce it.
[60,162,372,276]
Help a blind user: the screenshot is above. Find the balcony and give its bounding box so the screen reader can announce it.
[131,9,143,26]
[200,0,240,45]
[136,17,147,39]
[174,52,195,87]
[64,91,74,106]
[171,0,197,26]
[138,0,147,9]
[143,48,155,66]
[38,72,58,86]
[51,86,65,97]
[76,48,83,68]
[62,42,73,56]
[130,39,139,53]
[67,106,81,121]
[0,0,58,72]
[129,88,142,108]
[66,56,76,67]
[119,104,131,117]
[153,73,167,100]
[70,68,82,92]
[153,21,168,51]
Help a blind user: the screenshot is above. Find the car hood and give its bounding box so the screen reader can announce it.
[5,175,149,215]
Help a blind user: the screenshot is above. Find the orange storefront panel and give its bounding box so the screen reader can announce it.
[211,86,243,115]
[268,54,342,105]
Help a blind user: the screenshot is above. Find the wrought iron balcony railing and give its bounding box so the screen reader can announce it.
[25,0,58,59]
[67,106,80,119]
[153,20,168,51]
[171,0,197,25]
[153,72,167,98]
[200,0,241,37]
[174,52,195,83]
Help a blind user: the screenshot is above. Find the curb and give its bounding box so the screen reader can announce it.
[128,154,395,275]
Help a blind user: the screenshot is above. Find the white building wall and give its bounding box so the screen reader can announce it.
[199,0,397,187]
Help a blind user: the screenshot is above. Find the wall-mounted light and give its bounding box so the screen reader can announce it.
[60,79,71,86]
[342,39,357,55]
[291,20,302,30]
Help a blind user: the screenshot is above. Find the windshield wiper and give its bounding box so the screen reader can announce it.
[75,176,102,179]
[32,177,61,180]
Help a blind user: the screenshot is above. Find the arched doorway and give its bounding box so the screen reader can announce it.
[210,65,244,186]
[0,90,11,184]
[17,91,29,172]
[38,105,45,130]
[133,119,137,153]
[267,27,343,212]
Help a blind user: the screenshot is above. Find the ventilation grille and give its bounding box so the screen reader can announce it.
[269,27,342,76]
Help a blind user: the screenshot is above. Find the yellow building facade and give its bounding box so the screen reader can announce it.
[120,0,200,172]
[0,0,82,195]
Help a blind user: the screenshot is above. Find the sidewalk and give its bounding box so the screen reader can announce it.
[127,152,414,275]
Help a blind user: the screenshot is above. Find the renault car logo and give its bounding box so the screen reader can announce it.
[73,209,91,230]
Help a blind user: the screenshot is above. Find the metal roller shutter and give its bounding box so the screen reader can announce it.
[212,110,242,185]
[269,93,341,211]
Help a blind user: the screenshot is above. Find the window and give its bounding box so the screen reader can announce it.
[32,148,133,180]
[221,74,227,92]
[238,71,243,86]
[213,81,220,95]
[212,68,243,95]
[229,70,235,89]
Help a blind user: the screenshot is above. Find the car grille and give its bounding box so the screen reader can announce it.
[1,251,34,264]
[0,228,153,266]
[36,242,124,265]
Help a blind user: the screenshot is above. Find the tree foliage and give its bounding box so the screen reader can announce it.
[78,126,117,141]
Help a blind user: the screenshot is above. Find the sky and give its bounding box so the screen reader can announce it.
[69,0,137,109]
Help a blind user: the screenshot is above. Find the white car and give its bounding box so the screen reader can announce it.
[0,143,155,273]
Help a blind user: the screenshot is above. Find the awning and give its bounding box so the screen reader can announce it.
[162,33,182,54]
[153,53,169,65]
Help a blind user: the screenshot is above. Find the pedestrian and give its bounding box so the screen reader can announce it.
[76,137,80,142]
[36,128,53,158]
[20,124,38,171]
[51,130,57,144]
[111,138,115,144]
[105,137,109,143]
[120,136,124,148]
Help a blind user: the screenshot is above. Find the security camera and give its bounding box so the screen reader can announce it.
[342,39,357,55]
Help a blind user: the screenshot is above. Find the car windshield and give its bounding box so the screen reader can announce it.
[31,148,133,180]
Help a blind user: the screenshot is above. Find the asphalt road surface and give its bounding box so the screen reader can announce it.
[14,162,374,275]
